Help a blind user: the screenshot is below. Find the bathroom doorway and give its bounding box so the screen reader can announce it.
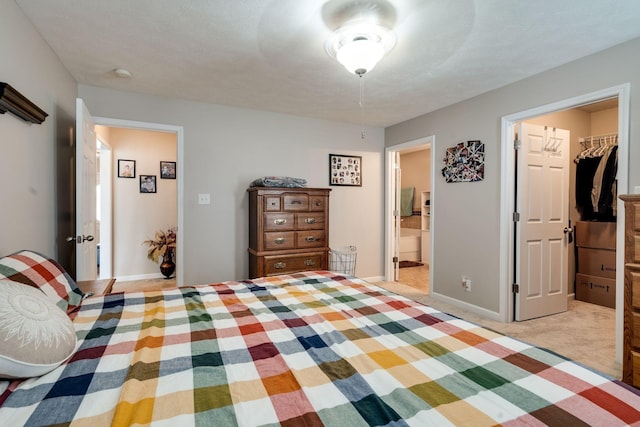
[385,136,433,292]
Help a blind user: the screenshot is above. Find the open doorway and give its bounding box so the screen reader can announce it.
[93,117,184,286]
[385,136,433,291]
[501,84,630,365]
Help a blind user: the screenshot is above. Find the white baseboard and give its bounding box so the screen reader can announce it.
[430,291,504,322]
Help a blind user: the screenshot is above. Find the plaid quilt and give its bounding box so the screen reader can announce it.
[1,271,639,426]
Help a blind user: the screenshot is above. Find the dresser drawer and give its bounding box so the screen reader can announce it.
[296,230,325,248]
[297,213,325,230]
[634,351,640,387]
[634,311,640,349]
[263,232,295,250]
[283,194,309,211]
[309,195,326,211]
[263,253,324,276]
[264,196,281,212]
[632,270,640,309]
[263,213,295,231]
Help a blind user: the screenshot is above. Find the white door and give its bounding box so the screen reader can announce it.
[75,98,97,281]
[515,123,570,321]
[393,152,401,281]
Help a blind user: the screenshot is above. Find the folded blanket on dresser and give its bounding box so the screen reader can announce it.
[249,176,307,188]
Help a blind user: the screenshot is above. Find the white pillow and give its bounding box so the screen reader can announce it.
[0,280,77,379]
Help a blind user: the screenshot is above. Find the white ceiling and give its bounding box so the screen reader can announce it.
[16,0,640,127]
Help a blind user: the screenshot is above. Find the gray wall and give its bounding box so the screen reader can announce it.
[0,1,77,258]
[386,37,640,314]
[78,85,385,285]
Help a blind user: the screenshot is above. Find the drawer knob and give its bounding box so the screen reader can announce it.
[274,218,287,225]
[304,259,316,266]
[305,218,316,224]
[274,262,286,269]
[274,237,285,244]
[305,236,316,242]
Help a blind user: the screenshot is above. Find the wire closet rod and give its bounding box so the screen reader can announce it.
[578,132,618,144]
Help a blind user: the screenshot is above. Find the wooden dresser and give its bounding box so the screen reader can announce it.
[621,194,640,387]
[248,187,330,278]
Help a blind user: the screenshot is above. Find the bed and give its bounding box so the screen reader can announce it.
[1,251,639,426]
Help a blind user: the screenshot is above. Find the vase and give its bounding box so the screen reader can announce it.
[160,248,175,279]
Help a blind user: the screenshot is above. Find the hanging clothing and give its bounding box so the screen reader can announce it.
[575,143,617,221]
[597,145,618,220]
[575,156,602,221]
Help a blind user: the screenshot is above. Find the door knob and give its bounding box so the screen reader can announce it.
[67,235,94,244]
[563,227,573,244]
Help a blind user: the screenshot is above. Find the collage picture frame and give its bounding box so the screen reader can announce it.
[329,154,362,187]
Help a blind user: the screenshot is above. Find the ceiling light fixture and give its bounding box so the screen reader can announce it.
[326,20,396,139]
[326,21,396,76]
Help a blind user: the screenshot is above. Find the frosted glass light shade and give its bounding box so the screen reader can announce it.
[336,37,385,75]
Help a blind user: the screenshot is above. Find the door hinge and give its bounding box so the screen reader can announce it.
[392,256,399,263]
[514,139,521,150]
[393,209,399,217]
[512,283,520,293]
[513,212,520,222]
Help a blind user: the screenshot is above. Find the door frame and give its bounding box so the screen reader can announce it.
[500,83,630,362]
[93,116,185,287]
[97,137,113,278]
[384,135,434,282]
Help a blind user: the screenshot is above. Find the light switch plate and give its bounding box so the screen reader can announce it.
[198,193,211,205]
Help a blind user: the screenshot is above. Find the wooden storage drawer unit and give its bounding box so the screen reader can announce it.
[620,194,640,387]
[262,252,325,276]
[248,187,330,278]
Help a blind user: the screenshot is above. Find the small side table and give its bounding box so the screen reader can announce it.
[76,278,116,296]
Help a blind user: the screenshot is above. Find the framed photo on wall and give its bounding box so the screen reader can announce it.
[329,154,362,186]
[160,161,176,179]
[140,175,157,193]
[118,159,136,178]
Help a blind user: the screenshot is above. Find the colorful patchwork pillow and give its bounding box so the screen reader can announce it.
[0,250,84,314]
[0,280,77,379]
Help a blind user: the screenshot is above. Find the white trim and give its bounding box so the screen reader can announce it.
[97,138,113,279]
[500,83,630,364]
[384,136,434,285]
[430,292,503,322]
[93,116,185,287]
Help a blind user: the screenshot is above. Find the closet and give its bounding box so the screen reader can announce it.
[574,132,618,308]
[525,99,618,309]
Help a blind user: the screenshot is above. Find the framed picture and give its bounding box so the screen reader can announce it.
[441,140,485,183]
[329,154,362,186]
[139,175,157,193]
[118,159,136,178]
[160,161,176,179]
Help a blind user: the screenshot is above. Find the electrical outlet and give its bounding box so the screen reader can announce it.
[462,276,471,292]
[198,193,211,205]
